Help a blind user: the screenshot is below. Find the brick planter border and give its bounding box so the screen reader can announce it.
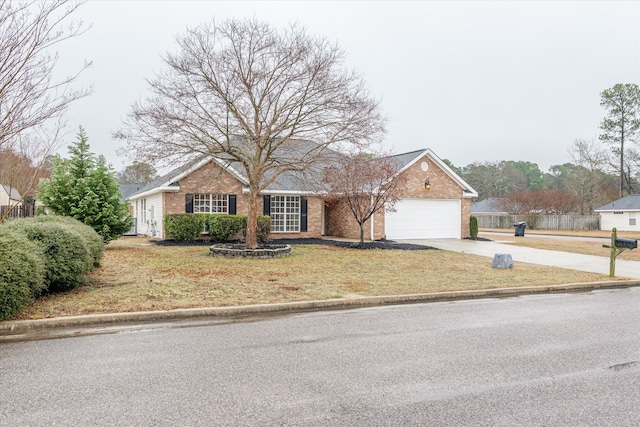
[209,243,291,259]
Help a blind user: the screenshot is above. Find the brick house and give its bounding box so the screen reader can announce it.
[127,148,477,240]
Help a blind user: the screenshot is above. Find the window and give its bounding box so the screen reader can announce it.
[193,194,228,214]
[140,199,147,224]
[270,196,300,232]
[630,212,636,226]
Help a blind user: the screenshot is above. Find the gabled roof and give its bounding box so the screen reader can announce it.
[127,146,478,199]
[1,184,21,200]
[389,148,478,198]
[594,195,640,211]
[128,140,333,199]
[472,197,508,213]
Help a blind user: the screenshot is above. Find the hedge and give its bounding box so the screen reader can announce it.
[0,230,46,320]
[7,221,92,292]
[164,214,272,243]
[34,215,105,268]
[164,214,206,242]
[205,214,245,242]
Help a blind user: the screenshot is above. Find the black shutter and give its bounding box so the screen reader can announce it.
[263,195,271,216]
[228,195,237,215]
[185,194,194,213]
[300,197,308,232]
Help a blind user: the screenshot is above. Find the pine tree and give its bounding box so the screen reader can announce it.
[38,127,133,242]
[599,83,640,197]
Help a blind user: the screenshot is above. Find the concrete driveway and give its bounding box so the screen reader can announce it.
[396,237,640,279]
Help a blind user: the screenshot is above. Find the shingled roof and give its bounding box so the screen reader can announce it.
[595,195,640,211]
[128,146,477,199]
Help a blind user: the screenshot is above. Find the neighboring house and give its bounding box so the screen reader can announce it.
[471,198,508,215]
[0,183,21,207]
[594,195,640,232]
[127,148,477,240]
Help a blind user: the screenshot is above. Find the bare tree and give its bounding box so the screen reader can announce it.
[116,18,386,248]
[565,138,610,213]
[323,152,405,246]
[497,189,580,214]
[0,0,91,219]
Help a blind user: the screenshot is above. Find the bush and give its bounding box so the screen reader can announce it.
[33,215,105,268]
[164,214,206,242]
[205,215,245,242]
[256,215,271,244]
[164,213,272,244]
[3,219,92,292]
[0,230,46,320]
[470,216,478,238]
[240,215,272,244]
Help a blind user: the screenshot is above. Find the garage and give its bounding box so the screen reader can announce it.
[385,199,461,239]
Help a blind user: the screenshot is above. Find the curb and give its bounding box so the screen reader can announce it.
[2,280,638,338]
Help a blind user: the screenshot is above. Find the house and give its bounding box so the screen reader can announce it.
[0,183,21,207]
[127,148,477,240]
[471,198,508,215]
[594,195,640,232]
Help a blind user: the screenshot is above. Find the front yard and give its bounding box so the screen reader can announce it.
[12,237,614,320]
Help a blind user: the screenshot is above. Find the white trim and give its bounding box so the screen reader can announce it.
[242,188,319,196]
[377,149,478,198]
[370,195,375,240]
[170,157,249,187]
[129,185,180,200]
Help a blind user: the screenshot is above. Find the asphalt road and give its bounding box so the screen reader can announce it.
[2,288,640,426]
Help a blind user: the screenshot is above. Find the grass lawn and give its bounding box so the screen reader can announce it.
[12,236,616,320]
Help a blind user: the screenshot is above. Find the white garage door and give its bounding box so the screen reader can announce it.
[385,199,461,239]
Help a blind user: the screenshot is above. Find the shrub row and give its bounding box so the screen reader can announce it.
[164,214,271,243]
[0,216,105,320]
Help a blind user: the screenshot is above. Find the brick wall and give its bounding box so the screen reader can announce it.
[162,160,323,239]
[325,153,472,240]
[325,198,385,240]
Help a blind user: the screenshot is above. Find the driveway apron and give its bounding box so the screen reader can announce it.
[396,238,640,279]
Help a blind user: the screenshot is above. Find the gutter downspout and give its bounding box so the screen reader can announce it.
[370,195,375,241]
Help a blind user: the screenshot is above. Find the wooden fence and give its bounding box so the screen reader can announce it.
[0,204,35,219]
[475,214,600,231]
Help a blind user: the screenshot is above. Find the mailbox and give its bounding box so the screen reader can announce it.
[615,238,638,249]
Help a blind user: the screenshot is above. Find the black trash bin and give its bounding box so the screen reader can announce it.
[513,221,526,237]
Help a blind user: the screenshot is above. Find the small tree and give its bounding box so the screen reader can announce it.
[599,83,640,197]
[323,152,404,246]
[38,127,133,242]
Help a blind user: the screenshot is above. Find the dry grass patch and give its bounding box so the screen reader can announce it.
[13,237,615,320]
[480,230,640,261]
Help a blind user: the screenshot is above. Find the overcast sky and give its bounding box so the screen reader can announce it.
[54,0,640,173]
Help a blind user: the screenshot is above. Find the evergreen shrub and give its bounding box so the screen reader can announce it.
[470,216,478,238]
[34,215,105,268]
[3,219,92,292]
[164,214,206,242]
[0,230,46,320]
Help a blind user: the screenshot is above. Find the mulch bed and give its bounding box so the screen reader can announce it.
[153,237,438,250]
